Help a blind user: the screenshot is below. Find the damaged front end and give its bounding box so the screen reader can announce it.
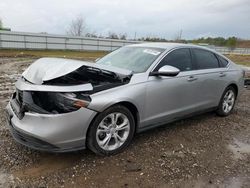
[11,90,92,119]
[6,57,134,151]
[11,58,132,118]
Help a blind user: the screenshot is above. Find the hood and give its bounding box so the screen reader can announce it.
[22,57,133,85]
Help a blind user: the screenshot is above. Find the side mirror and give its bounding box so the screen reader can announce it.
[149,65,180,77]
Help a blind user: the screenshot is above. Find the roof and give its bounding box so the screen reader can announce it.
[129,42,213,51]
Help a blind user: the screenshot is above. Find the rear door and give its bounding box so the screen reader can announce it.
[190,48,227,107]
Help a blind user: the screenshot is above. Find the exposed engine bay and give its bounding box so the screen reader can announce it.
[12,58,132,117]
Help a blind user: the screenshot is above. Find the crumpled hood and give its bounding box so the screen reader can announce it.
[22,57,132,85]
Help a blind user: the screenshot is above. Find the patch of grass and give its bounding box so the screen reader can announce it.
[225,54,250,67]
[235,62,250,66]
[0,49,108,61]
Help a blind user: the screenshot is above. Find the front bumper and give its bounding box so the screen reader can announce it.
[5,101,97,152]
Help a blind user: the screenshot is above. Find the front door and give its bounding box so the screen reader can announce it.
[142,48,204,127]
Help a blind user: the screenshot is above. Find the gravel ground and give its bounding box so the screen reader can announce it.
[0,58,250,188]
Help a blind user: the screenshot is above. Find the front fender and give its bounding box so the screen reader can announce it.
[87,84,146,116]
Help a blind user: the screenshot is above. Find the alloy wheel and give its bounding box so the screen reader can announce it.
[96,112,130,151]
[222,90,235,113]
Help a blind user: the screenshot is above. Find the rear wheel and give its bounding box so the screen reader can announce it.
[216,86,236,116]
[87,105,135,155]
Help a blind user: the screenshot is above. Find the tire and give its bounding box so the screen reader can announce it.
[216,86,236,116]
[87,105,135,156]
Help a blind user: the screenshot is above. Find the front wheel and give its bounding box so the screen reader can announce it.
[216,86,236,116]
[87,105,135,155]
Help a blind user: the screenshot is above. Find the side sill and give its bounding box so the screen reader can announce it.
[137,107,217,133]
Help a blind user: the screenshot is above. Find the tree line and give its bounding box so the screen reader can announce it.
[136,36,238,49]
[191,37,237,49]
[66,16,239,48]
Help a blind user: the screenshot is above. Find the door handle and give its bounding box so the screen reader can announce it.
[187,76,198,82]
[219,72,226,77]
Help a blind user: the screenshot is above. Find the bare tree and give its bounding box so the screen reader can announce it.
[119,33,127,40]
[85,32,98,38]
[85,30,98,38]
[67,16,86,36]
[173,29,183,42]
[107,32,119,39]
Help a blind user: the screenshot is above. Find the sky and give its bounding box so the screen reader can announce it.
[0,0,249,39]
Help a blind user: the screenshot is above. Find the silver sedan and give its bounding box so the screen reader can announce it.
[6,43,245,155]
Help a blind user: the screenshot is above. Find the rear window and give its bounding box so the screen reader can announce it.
[193,49,220,69]
[217,55,229,67]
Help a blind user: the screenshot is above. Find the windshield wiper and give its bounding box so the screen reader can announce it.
[86,67,120,80]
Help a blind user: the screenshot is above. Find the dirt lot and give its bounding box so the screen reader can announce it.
[0,58,250,188]
[225,54,250,67]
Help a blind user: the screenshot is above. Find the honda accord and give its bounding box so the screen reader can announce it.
[6,43,245,155]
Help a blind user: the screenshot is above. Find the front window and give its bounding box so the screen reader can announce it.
[96,46,165,73]
[154,48,193,71]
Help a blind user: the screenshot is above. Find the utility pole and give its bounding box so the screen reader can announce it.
[179,29,182,40]
[134,32,137,40]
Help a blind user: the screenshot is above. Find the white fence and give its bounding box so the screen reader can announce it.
[0,31,250,54]
[0,31,139,51]
[210,46,250,55]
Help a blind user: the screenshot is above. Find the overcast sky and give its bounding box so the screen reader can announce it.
[0,0,249,39]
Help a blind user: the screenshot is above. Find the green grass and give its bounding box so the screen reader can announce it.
[0,49,108,61]
[234,62,250,66]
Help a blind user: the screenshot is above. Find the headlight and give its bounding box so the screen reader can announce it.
[47,92,91,113]
[21,91,91,114]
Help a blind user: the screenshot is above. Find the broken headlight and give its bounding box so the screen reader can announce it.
[48,92,91,113]
[23,91,91,114]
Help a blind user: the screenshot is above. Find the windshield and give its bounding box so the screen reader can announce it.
[96,46,164,73]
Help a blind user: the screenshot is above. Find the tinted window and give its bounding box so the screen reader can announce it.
[217,55,229,67]
[155,48,192,71]
[193,49,220,69]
